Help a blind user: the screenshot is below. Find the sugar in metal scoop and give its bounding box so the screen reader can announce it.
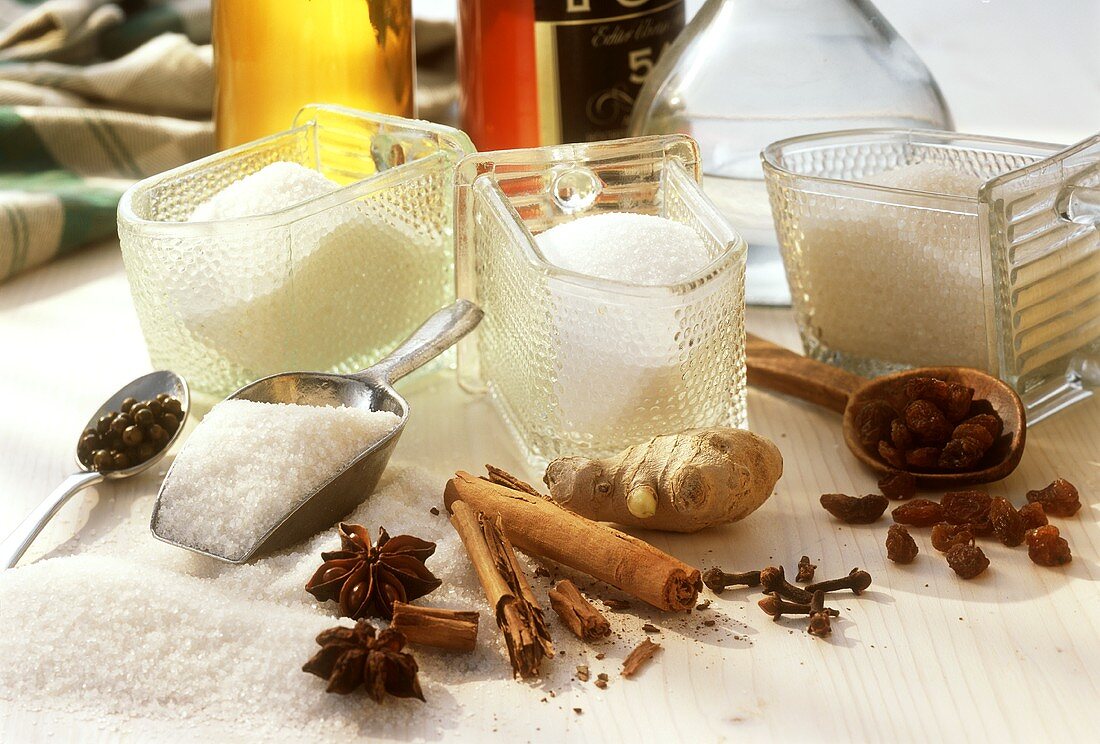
[1,371,190,569]
[150,300,483,563]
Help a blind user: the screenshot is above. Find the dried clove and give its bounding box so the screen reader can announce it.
[795,555,816,583]
[807,591,833,638]
[702,567,762,594]
[758,592,839,622]
[805,568,872,596]
[760,565,813,604]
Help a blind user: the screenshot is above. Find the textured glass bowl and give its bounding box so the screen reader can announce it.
[118,105,473,402]
[763,128,1100,421]
[455,135,748,468]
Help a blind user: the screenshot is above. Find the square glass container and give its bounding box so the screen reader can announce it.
[118,105,473,402]
[763,128,1100,421]
[455,135,748,468]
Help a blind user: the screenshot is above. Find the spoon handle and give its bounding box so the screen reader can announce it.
[746,333,866,414]
[1,470,104,569]
[360,300,484,385]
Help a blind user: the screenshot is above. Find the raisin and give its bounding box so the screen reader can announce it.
[905,377,974,421]
[930,522,974,552]
[892,499,945,527]
[967,518,995,537]
[1026,525,1072,567]
[877,440,906,469]
[890,419,914,450]
[856,399,898,449]
[946,543,989,578]
[1025,478,1081,517]
[989,497,1026,547]
[905,446,942,469]
[951,422,994,451]
[938,436,987,470]
[885,525,919,563]
[819,493,889,524]
[904,400,953,443]
[941,490,992,525]
[964,413,1003,440]
[1018,502,1048,530]
[878,471,916,500]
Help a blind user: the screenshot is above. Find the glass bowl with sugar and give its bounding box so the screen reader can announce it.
[763,128,1100,422]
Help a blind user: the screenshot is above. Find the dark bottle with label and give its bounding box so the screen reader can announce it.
[458,0,685,150]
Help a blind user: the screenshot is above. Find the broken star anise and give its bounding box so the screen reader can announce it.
[302,619,425,703]
[305,523,442,620]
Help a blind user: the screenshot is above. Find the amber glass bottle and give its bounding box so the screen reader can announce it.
[214,0,415,149]
[458,0,685,150]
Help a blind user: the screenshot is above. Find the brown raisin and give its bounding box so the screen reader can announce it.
[964,413,1003,440]
[967,518,995,537]
[930,522,974,552]
[941,490,992,525]
[950,422,994,451]
[905,446,942,469]
[856,399,898,449]
[819,493,889,524]
[945,542,989,579]
[878,471,916,500]
[890,419,914,450]
[1019,502,1048,530]
[1026,525,1072,567]
[938,436,987,470]
[1025,478,1081,517]
[905,377,974,421]
[892,498,945,527]
[989,497,1026,547]
[877,440,906,469]
[904,400,953,443]
[885,525,919,563]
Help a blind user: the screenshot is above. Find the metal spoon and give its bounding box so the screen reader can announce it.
[150,300,483,563]
[746,333,1026,487]
[1,371,190,569]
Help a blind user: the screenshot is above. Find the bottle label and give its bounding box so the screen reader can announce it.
[533,0,685,144]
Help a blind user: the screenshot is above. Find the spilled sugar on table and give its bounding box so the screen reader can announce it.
[0,240,1098,742]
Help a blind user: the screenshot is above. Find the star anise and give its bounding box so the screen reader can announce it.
[302,619,425,703]
[305,523,442,620]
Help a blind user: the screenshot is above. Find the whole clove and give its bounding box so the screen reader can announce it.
[805,568,872,596]
[760,566,813,604]
[758,592,839,622]
[702,567,761,594]
[795,555,816,583]
[806,591,833,638]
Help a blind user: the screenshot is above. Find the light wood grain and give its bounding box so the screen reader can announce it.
[1,243,1098,742]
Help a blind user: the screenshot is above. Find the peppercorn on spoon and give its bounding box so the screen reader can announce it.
[1,371,190,569]
[150,300,483,563]
[745,333,1026,487]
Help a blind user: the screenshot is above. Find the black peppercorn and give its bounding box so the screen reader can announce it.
[92,450,113,470]
[120,397,137,413]
[163,398,183,416]
[112,451,130,470]
[147,424,168,443]
[110,414,132,434]
[79,433,99,453]
[146,400,162,416]
[122,425,144,446]
[96,415,113,435]
[138,443,155,461]
[133,407,154,427]
[160,413,179,433]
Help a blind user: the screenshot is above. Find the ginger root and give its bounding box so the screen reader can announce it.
[543,428,783,532]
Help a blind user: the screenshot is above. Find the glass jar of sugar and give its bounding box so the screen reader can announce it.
[119,105,473,405]
[455,135,748,468]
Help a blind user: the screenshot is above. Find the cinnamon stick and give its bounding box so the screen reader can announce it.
[449,500,553,678]
[483,465,544,498]
[622,638,661,678]
[547,579,611,642]
[390,602,479,652]
[444,471,701,612]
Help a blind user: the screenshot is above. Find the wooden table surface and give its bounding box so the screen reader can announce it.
[1,242,1098,742]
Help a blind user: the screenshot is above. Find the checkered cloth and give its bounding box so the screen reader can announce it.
[0,0,458,283]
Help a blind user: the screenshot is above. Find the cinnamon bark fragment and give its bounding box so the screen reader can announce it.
[445,471,701,612]
[621,638,661,678]
[448,501,553,678]
[548,579,611,642]
[390,602,479,652]
[483,465,545,499]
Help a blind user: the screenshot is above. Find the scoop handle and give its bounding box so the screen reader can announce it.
[360,300,484,385]
[1,470,104,569]
[746,333,866,414]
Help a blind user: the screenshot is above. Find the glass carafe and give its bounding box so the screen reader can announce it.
[630,0,951,305]
[214,0,415,149]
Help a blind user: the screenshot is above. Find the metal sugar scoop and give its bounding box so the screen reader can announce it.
[150,300,483,563]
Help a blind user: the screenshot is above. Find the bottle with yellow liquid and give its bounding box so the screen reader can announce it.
[214,0,415,149]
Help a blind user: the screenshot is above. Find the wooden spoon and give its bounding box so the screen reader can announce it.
[745,333,1026,487]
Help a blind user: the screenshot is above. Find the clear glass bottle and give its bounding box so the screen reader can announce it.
[630,0,952,305]
[214,0,415,150]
